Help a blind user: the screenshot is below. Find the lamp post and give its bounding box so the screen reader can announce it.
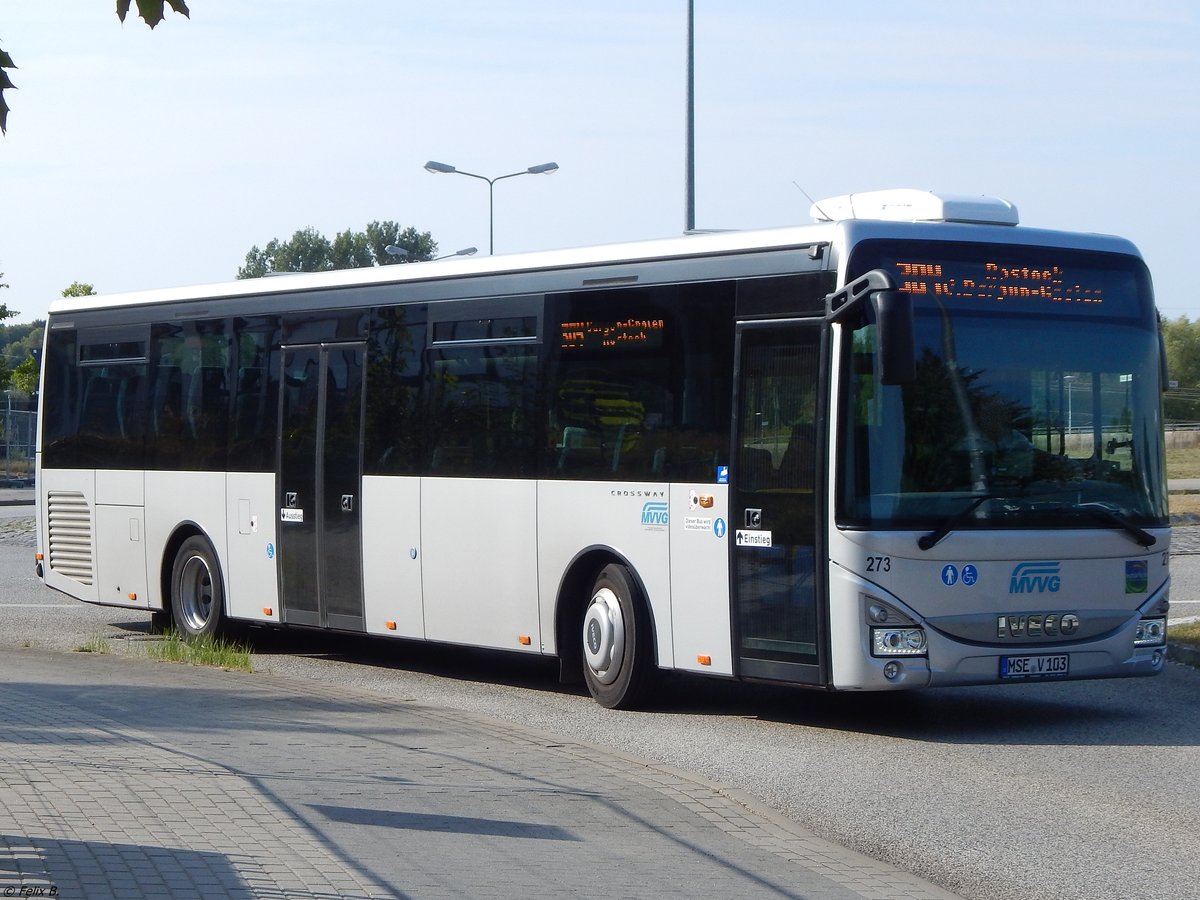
[385,245,477,262]
[424,160,559,254]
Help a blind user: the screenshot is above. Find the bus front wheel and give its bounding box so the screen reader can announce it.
[170,536,225,640]
[581,564,654,709]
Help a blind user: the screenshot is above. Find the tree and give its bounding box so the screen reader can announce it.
[0,268,14,321]
[1161,315,1200,421]
[3,320,43,396]
[1,282,92,396]
[1,1,190,134]
[237,222,437,279]
[10,356,36,396]
[60,280,97,297]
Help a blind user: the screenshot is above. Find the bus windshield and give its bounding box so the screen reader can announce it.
[838,241,1168,532]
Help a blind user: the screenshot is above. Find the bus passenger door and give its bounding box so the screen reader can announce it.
[732,322,825,685]
[277,342,366,631]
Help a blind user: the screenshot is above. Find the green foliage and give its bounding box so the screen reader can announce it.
[0,47,15,135]
[75,634,112,654]
[146,629,253,671]
[1161,316,1200,421]
[237,222,438,279]
[0,320,43,396]
[1,2,189,134]
[116,0,191,29]
[10,356,38,396]
[0,270,12,321]
[61,281,97,297]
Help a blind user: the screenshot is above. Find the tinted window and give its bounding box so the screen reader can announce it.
[364,306,427,475]
[546,281,735,482]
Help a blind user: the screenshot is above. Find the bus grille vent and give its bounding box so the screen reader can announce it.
[47,491,94,585]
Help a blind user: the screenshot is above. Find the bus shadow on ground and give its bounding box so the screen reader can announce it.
[657,666,1200,748]
[110,618,1200,748]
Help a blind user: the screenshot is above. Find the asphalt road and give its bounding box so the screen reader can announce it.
[2,525,1198,900]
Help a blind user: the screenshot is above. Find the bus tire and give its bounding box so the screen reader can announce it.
[581,563,654,709]
[170,535,225,640]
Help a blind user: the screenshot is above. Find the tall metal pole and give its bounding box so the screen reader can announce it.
[685,0,695,233]
[488,180,496,255]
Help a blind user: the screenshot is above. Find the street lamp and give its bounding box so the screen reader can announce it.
[423,160,559,254]
[385,245,477,262]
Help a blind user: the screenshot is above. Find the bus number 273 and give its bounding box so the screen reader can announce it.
[866,556,891,573]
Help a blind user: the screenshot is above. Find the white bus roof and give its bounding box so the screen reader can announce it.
[49,198,1140,315]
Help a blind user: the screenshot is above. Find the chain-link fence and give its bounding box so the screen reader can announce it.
[1,407,35,486]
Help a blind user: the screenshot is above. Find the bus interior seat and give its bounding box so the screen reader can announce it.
[557,426,602,472]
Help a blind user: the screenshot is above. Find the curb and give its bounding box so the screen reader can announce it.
[1169,643,1200,670]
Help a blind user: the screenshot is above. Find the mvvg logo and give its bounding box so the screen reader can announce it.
[1009,561,1061,594]
[641,501,670,526]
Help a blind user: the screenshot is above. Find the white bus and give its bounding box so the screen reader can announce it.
[34,189,1170,708]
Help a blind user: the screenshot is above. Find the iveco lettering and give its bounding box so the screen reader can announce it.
[34,187,1169,709]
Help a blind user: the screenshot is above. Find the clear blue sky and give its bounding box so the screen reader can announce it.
[2,1,1197,323]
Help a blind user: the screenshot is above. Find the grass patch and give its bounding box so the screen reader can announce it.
[1170,493,1200,517]
[1167,446,1200,481]
[74,634,111,654]
[1170,620,1200,651]
[145,630,253,672]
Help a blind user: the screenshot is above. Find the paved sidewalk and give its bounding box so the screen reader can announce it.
[0,648,959,899]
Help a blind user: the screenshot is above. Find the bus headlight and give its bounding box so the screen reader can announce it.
[1133,617,1166,647]
[872,627,927,656]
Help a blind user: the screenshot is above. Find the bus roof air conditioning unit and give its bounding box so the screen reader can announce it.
[809,189,1019,226]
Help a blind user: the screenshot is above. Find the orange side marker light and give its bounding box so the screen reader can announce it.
[385,621,397,631]
[697,655,712,666]
[518,635,532,646]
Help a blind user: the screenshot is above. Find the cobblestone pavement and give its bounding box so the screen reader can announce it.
[0,515,34,545]
[0,648,959,899]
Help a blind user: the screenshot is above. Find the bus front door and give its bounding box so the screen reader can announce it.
[732,322,825,685]
[277,342,366,631]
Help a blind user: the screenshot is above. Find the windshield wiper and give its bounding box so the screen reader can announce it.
[1073,502,1156,548]
[917,494,998,551]
[918,496,1158,552]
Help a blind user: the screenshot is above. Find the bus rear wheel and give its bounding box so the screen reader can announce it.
[581,564,654,709]
[170,536,225,640]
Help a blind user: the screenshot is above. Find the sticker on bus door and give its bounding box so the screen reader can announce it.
[280,508,304,523]
[735,530,772,547]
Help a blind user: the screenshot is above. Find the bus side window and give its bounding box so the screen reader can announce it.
[364,307,427,476]
[428,344,540,478]
[80,373,124,436]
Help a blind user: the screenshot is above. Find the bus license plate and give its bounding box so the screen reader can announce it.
[999,654,1069,678]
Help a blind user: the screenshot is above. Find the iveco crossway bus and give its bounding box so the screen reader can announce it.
[35,189,1169,707]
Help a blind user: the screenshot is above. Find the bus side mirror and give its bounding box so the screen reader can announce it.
[873,289,914,386]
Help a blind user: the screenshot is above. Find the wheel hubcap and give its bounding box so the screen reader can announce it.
[583,587,625,685]
[178,555,214,632]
